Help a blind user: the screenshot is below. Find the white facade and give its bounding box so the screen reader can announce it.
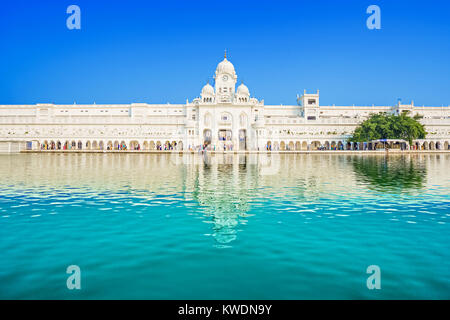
[1,56,450,152]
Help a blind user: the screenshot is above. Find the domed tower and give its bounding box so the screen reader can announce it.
[214,51,237,103]
[236,82,250,103]
[201,82,214,103]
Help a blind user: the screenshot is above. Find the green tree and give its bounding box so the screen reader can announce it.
[350,112,425,145]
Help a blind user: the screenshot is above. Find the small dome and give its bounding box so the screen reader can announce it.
[216,58,235,76]
[201,83,214,96]
[236,83,250,96]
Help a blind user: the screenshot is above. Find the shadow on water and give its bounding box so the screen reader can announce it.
[351,155,427,193]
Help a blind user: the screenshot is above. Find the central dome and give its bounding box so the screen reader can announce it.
[216,57,236,76]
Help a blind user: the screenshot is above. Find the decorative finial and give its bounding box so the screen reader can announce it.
[224,49,227,59]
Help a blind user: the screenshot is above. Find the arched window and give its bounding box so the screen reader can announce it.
[204,113,212,127]
[220,112,232,123]
[240,113,247,127]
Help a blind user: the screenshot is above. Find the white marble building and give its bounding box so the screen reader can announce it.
[0,55,449,152]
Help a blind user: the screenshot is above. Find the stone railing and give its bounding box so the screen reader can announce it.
[0,116,186,125]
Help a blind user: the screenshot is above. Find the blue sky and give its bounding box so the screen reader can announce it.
[0,0,449,106]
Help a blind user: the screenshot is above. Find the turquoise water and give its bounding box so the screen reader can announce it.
[0,153,449,299]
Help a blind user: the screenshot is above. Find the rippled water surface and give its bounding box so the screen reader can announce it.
[0,153,449,299]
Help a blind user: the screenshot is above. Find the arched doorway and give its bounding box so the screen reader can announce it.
[130,141,140,150]
[436,142,441,150]
[239,129,247,150]
[301,141,307,150]
[346,142,351,150]
[311,141,321,150]
[273,141,280,151]
[203,129,212,148]
[288,141,294,151]
[218,129,232,151]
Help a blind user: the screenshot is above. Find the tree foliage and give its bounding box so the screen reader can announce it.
[349,112,426,145]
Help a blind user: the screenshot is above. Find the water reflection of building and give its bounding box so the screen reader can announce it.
[2,153,445,196]
[1,153,448,244]
[185,154,257,244]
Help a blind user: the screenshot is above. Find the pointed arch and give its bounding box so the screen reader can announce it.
[239,112,248,127]
[204,112,212,127]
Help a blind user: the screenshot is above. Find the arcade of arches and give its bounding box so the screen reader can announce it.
[264,140,450,151]
[38,139,450,151]
[39,140,183,151]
